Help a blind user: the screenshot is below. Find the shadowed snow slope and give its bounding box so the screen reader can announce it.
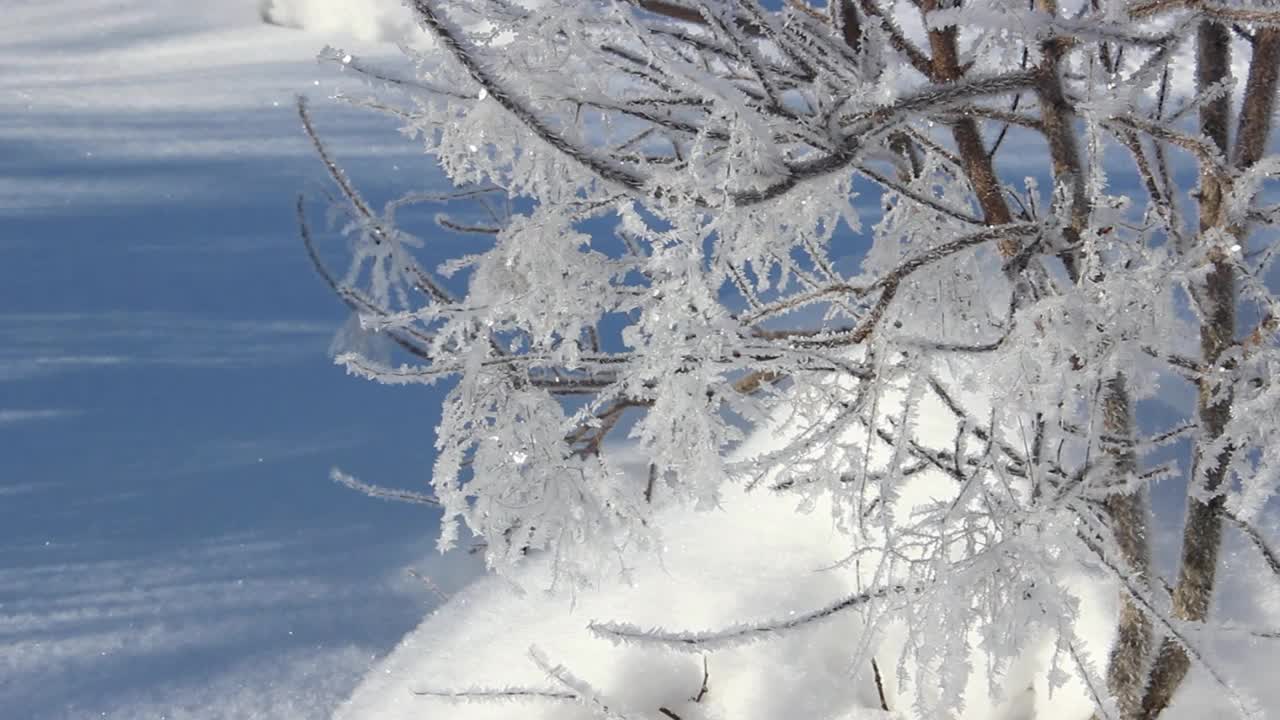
[2,2,473,718]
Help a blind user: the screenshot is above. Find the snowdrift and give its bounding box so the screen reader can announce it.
[334,370,1280,719]
[259,0,421,43]
[334,482,1119,720]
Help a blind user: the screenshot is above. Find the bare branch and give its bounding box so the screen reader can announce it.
[331,468,440,506]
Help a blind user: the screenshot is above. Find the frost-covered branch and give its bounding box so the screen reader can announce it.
[331,468,441,506]
[590,583,914,651]
[298,1,1280,717]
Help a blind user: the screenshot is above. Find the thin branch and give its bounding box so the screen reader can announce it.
[411,687,576,700]
[589,583,915,650]
[871,657,891,711]
[1224,510,1280,578]
[331,468,441,506]
[410,1,648,193]
[298,97,457,305]
[742,222,1039,325]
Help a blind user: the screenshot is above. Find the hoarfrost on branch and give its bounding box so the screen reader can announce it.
[299,1,1280,716]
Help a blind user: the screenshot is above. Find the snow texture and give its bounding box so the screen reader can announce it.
[337,465,1280,720]
[2,2,476,718]
[259,0,425,44]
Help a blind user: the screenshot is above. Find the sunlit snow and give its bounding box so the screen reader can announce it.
[8,3,1280,720]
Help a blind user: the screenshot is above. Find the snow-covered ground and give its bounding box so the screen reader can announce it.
[2,2,479,718]
[336,417,1280,720]
[7,3,1279,719]
[259,0,420,42]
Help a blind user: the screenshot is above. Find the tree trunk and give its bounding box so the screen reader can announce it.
[1139,20,1275,720]
[1100,375,1154,720]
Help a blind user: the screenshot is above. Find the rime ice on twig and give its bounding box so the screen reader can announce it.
[301,0,1280,716]
[331,468,440,506]
[590,584,912,650]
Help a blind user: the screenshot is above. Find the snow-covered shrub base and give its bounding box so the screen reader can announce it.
[299,0,1280,717]
[335,480,1118,720]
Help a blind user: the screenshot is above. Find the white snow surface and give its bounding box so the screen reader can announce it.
[337,485,1280,720]
[335,482,1097,720]
[9,2,1278,718]
[1,2,461,718]
[337,387,1280,720]
[259,0,423,44]
[0,0,427,217]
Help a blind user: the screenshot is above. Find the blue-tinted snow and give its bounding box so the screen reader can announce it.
[1,2,480,717]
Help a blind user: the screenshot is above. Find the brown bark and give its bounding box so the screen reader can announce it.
[1234,29,1280,172]
[1139,37,1229,719]
[921,2,1015,245]
[830,0,862,54]
[831,0,923,180]
[1028,7,1153,711]
[1138,20,1280,720]
[1032,0,1089,280]
[1191,20,1232,235]
[1099,375,1154,720]
[1140,260,1234,720]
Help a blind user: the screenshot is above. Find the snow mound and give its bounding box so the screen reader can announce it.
[259,0,420,43]
[334,482,1114,720]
